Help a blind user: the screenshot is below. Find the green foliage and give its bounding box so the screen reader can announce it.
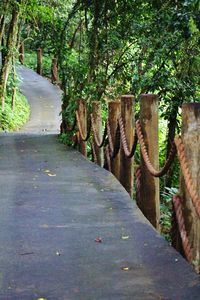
[24,51,52,78]
[0,91,30,132]
[42,54,52,78]
[160,187,178,242]
[58,132,74,146]
[24,52,37,70]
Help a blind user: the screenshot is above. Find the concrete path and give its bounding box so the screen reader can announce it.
[0,68,199,299]
[18,66,61,134]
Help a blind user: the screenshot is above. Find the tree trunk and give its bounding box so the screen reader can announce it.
[88,0,100,82]
[0,16,5,49]
[0,7,19,110]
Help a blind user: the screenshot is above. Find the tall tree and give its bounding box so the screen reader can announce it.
[0,0,20,110]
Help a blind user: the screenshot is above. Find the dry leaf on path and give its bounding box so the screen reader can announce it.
[121,267,130,271]
[121,235,129,240]
[95,237,102,243]
[47,173,56,177]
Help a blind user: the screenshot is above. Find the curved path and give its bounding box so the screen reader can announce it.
[18,66,61,133]
[0,68,199,299]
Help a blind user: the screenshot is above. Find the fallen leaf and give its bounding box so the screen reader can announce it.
[44,170,50,173]
[37,298,46,300]
[121,235,129,240]
[95,237,102,243]
[121,267,130,271]
[47,173,56,177]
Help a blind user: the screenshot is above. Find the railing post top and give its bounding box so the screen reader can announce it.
[121,95,134,100]
[182,103,200,113]
[92,101,101,109]
[140,94,158,100]
[77,98,85,104]
[108,100,120,106]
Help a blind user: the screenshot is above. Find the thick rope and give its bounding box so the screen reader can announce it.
[118,115,138,158]
[172,195,193,263]
[175,136,200,218]
[136,120,176,177]
[91,114,107,148]
[76,111,91,142]
[135,166,142,206]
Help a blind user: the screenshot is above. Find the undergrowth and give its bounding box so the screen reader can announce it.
[0,91,30,132]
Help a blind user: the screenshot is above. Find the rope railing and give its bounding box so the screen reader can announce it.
[172,195,193,264]
[91,114,107,148]
[107,120,121,159]
[136,120,176,177]
[118,115,138,158]
[175,136,200,218]
[61,96,200,272]
[75,110,91,142]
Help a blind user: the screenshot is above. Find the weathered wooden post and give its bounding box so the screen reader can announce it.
[51,58,58,83]
[180,103,200,273]
[92,101,103,167]
[108,101,121,179]
[139,94,160,230]
[19,42,24,65]
[120,95,134,197]
[37,48,42,75]
[78,99,87,157]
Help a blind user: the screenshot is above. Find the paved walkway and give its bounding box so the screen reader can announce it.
[0,68,199,299]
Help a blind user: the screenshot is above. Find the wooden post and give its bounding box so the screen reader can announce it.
[92,101,103,167]
[37,48,42,75]
[19,42,24,65]
[51,58,58,83]
[139,94,160,230]
[108,101,121,179]
[119,95,134,197]
[78,99,87,156]
[180,103,200,273]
